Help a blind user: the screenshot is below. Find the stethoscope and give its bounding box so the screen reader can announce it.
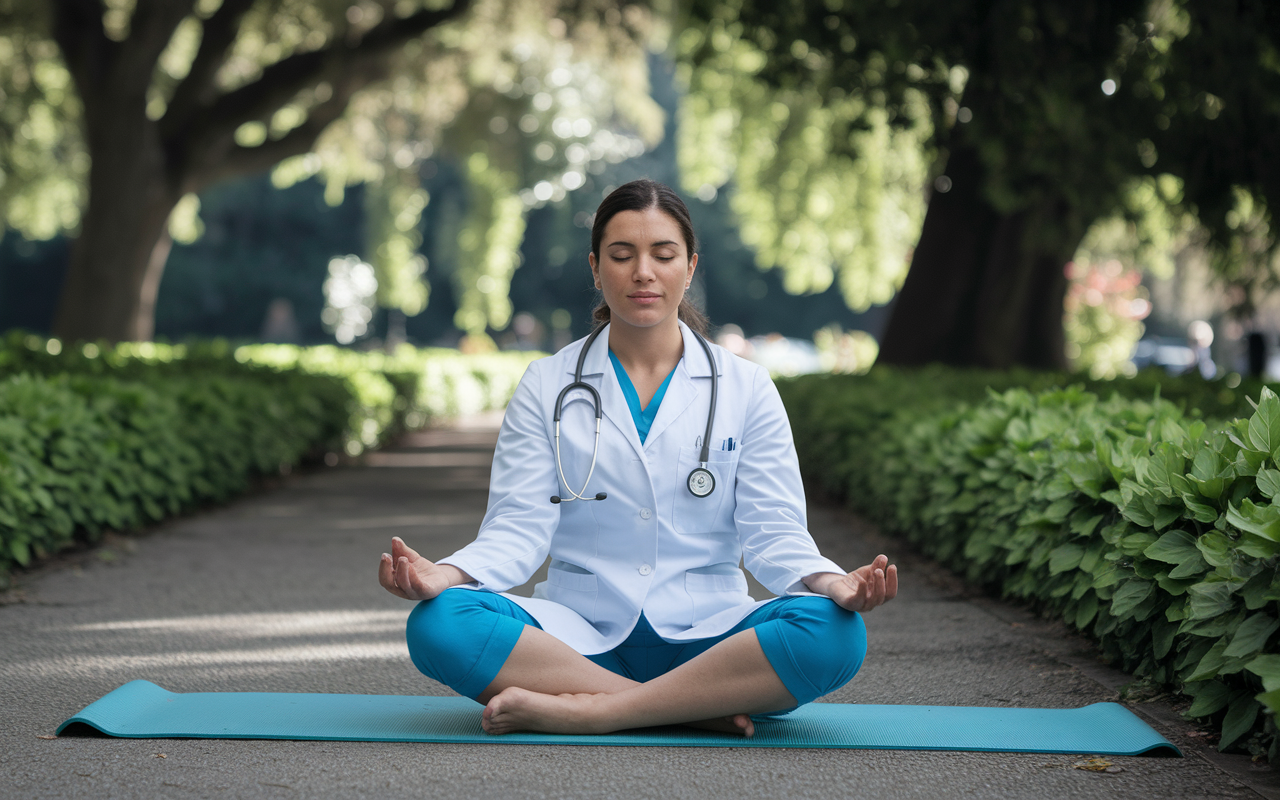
[550,325,718,504]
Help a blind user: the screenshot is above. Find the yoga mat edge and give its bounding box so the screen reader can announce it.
[56,680,1181,756]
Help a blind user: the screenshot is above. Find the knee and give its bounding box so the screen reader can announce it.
[779,596,868,697]
[404,590,485,689]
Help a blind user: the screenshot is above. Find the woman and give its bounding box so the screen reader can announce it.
[378,179,897,736]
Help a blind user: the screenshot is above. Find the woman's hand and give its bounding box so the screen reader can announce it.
[378,537,471,601]
[804,554,898,612]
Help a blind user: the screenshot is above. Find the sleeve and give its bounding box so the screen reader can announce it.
[734,364,846,595]
[436,360,560,591]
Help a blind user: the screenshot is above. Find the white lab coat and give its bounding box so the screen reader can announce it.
[437,321,845,654]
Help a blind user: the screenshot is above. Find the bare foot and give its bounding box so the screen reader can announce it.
[482,687,608,735]
[685,714,755,737]
[481,687,757,737]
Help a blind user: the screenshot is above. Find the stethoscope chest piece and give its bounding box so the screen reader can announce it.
[687,466,715,498]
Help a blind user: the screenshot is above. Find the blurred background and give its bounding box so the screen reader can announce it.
[1,0,1278,380]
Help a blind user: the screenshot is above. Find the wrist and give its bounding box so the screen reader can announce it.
[802,571,842,596]
[437,564,473,589]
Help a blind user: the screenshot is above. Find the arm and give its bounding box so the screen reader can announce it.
[433,360,563,590]
[735,366,898,610]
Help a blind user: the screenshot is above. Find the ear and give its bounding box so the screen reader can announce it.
[685,252,698,288]
[589,252,601,290]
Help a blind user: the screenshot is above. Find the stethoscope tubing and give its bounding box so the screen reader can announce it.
[552,324,717,503]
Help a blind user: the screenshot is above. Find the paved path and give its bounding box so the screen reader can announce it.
[2,415,1277,799]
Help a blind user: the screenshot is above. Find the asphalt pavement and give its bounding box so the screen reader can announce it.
[2,412,1278,799]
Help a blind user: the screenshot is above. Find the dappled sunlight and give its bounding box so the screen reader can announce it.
[11,642,409,679]
[66,609,406,636]
[1,610,412,681]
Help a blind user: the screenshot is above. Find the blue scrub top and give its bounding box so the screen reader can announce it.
[608,350,677,444]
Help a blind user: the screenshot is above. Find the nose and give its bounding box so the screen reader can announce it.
[633,254,658,281]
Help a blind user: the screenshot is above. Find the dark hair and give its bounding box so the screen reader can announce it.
[590,179,709,336]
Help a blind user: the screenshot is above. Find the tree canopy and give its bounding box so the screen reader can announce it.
[0,0,665,342]
[679,0,1280,367]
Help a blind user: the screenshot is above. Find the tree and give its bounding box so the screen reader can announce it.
[680,0,1280,369]
[0,0,663,343]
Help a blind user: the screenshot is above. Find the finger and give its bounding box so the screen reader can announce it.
[885,564,899,600]
[869,568,886,608]
[396,556,428,600]
[392,536,425,563]
[379,553,409,599]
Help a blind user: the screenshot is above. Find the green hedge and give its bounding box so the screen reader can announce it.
[0,334,540,587]
[779,367,1280,757]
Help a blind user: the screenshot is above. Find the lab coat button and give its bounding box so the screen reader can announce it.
[639,563,652,576]
[639,507,652,520]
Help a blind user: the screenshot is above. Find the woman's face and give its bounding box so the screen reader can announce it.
[589,207,697,334]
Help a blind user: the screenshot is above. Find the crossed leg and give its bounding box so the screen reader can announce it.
[476,624,796,736]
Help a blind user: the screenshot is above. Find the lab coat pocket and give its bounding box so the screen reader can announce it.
[547,561,597,592]
[670,446,739,534]
[685,566,749,621]
[684,569,748,594]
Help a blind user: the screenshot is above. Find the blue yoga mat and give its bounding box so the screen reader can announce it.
[57,680,1180,755]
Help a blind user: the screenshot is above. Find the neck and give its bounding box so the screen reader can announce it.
[606,317,684,371]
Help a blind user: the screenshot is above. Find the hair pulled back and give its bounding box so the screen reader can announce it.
[590,179,709,337]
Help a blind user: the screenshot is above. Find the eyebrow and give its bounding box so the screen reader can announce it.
[606,239,680,248]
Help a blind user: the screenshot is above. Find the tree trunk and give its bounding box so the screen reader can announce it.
[47,0,471,344]
[878,143,1084,370]
[53,138,179,342]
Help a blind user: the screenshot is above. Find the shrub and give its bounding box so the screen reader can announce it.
[779,367,1280,757]
[0,334,541,587]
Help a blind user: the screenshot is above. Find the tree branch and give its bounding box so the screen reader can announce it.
[119,0,195,89]
[177,0,471,145]
[161,0,258,140]
[186,91,355,191]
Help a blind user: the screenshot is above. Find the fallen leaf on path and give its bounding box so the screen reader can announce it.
[1104,766,1125,773]
[154,753,167,759]
[1072,758,1113,771]
[35,734,56,740]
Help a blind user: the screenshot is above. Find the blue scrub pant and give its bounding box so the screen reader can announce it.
[405,589,867,709]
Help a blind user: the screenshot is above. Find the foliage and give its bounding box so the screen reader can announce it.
[0,0,665,340]
[812,325,878,375]
[1063,257,1151,379]
[0,332,540,586]
[780,367,1280,756]
[674,15,931,310]
[681,0,1280,333]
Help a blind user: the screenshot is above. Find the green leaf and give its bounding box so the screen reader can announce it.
[1246,654,1280,692]
[1196,532,1234,567]
[1219,694,1261,751]
[1169,552,1211,579]
[1187,580,1236,620]
[1247,387,1280,453]
[1152,617,1177,659]
[1069,513,1104,538]
[1226,500,1280,542]
[1186,680,1231,717]
[1048,543,1084,575]
[1255,688,1280,715]
[1256,467,1280,499]
[1143,530,1198,564]
[1187,638,1230,682]
[9,538,29,566]
[1110,579,1155,618]
[1074,592,1099,629]
[1224,614,1279,658]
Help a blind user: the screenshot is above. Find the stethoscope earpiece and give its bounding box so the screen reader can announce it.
[551,326,719,505]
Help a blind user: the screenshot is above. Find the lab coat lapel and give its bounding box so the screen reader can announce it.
[565,324,646,462]
[643,323,719,451]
